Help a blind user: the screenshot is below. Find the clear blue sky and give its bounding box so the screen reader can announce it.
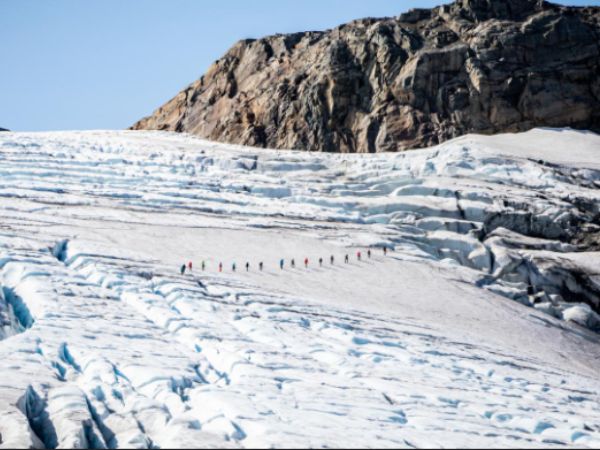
[1,0,598,131]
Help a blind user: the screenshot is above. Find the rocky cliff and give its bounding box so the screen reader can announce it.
[132,0,600,152]
[0,128,8,132]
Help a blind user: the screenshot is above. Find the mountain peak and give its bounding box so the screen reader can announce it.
[457,0,545,21]
[132,1,600,152]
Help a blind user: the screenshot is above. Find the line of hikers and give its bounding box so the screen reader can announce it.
[180,246,389,275]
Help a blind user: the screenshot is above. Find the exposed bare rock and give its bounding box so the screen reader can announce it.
[0,128,8,132]
[132,0,600,152]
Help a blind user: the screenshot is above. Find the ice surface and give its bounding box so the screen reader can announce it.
[0,128,599,448]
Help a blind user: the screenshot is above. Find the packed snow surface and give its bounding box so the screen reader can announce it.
[0,128,600,448]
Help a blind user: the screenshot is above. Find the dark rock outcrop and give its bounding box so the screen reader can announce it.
[0,128,8,132]
[132,0,600,152]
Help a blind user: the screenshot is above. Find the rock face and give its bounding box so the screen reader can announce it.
[0,128,8,132]
[132,0,600,152]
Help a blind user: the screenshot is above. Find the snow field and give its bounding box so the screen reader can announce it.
[0,128,599,448]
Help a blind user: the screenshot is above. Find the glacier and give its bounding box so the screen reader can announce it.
[0,128,599,448]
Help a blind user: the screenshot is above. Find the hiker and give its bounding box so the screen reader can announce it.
[304,258,309,269]
[202,260,206,271]
[383,247,388,256]
[291,259,296,269]
[357,251,362,261]
[319,257,323,267]
[368,249,372,259]
[219,262,223,273]
[345,254,349,264]
[259,262,264,272]
[180,264,186,275]
[188,261,193,271]
[330,255,335,265]
[232,262,237,272]
[246,262,250,272]
[280,259,285,270]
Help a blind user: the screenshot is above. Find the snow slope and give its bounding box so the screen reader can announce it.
[0,128,599,448]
